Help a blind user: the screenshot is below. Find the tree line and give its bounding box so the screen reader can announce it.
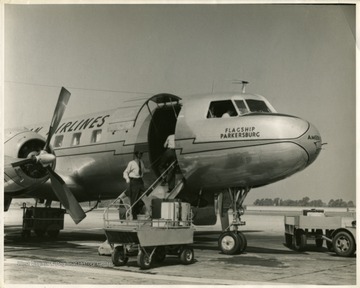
[253,197,355,207]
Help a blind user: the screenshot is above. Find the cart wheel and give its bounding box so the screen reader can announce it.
[137,249,152,269]
[285,233,293,247]
[47,230,60,238]
[153,247,166,263]
[237,231,247,253]
[179,247,194,265]
[315,229,323,248]
[34,229,45,237]
[218,231,240,255]
[294,229,306,251]
[112,246,129,266]
[332,231,356,257]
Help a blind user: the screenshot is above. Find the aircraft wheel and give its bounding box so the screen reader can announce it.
[333,231,356,257]
[112,246,128,266]
[153,246,166,263]
[218,231,240,255]
[294,229,307,251]
[237,231,247,253]
[179,247,194,265]
[137,249,152,269]
[285,233,293,247]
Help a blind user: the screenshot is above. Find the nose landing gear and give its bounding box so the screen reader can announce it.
[217,187,250,255]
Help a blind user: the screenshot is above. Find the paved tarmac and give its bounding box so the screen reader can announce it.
[3,208,357,285]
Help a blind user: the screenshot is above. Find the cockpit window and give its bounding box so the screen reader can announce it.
[234,100,249,115]
[207,100,238,118]
[245,100,271,113]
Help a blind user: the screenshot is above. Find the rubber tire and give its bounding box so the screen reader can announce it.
[294,229,307,251]
[285,233,293,247]
[179,247,194,265]
[137,249,152,269]
[332,231,356,257]
[153,246,166,263]
[237,231,247,253]
[112,246,129,266]
[218,231,240,255]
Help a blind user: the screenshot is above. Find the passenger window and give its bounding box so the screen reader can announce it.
[91,129,102,143]
[72,133,81,146]
[246,100,271,113]
[54,135,64,147]
[207,100,238,118]
[234,100,249,115]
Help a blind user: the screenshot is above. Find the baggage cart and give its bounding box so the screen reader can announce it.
[284,209,356,257]
[103,197,195,269]
[21,203,66,238]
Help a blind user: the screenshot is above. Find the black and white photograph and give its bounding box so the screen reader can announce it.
[2,1,357,286]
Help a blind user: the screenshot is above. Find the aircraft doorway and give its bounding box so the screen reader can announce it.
[148,101,181,175]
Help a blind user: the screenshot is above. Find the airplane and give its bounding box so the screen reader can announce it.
[4,82,323,255]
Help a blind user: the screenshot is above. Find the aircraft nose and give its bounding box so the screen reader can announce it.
[300,122,322,165]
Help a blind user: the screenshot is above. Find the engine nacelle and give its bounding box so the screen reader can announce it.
[4,128,52,194]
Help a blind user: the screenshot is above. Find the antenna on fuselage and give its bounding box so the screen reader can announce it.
[232,80,249,93]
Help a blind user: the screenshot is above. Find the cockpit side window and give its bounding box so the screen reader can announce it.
[234,100,249,115]
[207,100,238,118]
[246,100,271,113]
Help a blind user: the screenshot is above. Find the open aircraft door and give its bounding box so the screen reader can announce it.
[138,94,182,175]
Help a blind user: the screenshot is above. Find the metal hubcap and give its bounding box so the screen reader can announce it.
[221,235,236,251]
[185,250,192,261]
[336,237,350,252]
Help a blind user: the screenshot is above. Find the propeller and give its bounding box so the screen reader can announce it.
[46,167,86,224]
[12,87,86,224]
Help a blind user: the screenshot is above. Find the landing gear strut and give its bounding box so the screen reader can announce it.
[217,187,250,255]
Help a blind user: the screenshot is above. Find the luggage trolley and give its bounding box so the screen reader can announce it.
[284,209,356,257]
[103,197,195,269]
[21,202,66,238]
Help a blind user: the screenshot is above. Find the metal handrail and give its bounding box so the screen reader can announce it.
[127,160,178,216]
[103,189,127,224]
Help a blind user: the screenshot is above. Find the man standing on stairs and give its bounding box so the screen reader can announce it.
[159,134,177,193]
[123,151,146,219]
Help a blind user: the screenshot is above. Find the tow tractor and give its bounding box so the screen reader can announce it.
[103,195,195,269]
[284,209,356,257]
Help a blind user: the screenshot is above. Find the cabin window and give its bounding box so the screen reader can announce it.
[91,129,102,143]
[72,133,81,146]
[54,135,64,147]
[234,100,249,115]
[207,100,238,118]
[246,100,271,113]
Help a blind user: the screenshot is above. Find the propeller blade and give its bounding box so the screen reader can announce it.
[44,87,71,152]
[11,157,36,168]
[46,167,86,224]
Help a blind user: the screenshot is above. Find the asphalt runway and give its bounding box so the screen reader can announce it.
[3,208,357,285]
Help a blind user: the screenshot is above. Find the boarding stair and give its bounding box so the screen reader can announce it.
[103,160,185,227]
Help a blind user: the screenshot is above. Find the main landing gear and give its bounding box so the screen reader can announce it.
[216,187,250,255]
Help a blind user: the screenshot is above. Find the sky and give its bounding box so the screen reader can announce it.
[3,3,357,205]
